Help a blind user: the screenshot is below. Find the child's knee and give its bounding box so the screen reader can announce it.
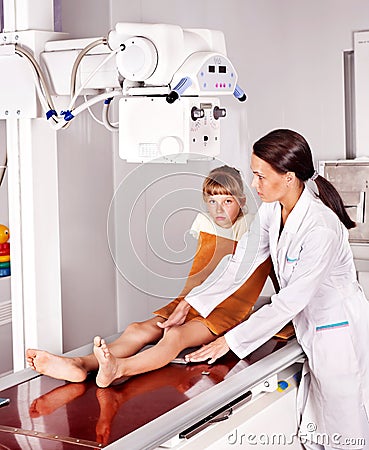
[126,321,148,338]
[126,321,142,333]
[126,321,162,341]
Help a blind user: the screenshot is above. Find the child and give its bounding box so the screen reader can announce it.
[26,165,271,388]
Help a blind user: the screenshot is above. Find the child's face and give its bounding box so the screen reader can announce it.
[205,194,241,228]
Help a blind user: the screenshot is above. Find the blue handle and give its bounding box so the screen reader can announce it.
[233,84,247,102]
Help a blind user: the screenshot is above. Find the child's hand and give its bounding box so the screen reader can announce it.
[184,337,230,364]
[157,300,190,330]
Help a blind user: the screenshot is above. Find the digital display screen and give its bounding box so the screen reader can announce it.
[208,65,215,73]
[219,65,227,73]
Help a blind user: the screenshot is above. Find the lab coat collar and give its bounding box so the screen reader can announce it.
[281,186,313,235]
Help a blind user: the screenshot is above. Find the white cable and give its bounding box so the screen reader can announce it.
[14,41,123,132]
[83,94,105,125]
[70,38,107,100]
[15,45,61,125]
[72,90,121,116]
[59,37,109,129]
[52,90,122,130]
[68,47,120,111]
[15,46,56,113]
[28,63,61,128]
[102,102,119,131]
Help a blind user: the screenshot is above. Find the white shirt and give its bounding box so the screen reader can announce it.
[190,212,248,242]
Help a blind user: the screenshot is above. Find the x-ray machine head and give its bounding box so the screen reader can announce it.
[1,22,246,163]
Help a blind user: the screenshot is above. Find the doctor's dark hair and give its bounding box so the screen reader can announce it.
[253,129,356,229]
[203,165,246,211]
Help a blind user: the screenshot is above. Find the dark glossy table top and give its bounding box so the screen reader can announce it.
[0,338,287,449]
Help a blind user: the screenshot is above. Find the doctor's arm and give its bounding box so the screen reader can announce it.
[187,227,339,363]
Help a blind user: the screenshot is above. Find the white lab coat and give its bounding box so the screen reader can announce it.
[186,186,369,449]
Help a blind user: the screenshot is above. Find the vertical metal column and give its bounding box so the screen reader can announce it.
[343,50,356,159]
[3,0,63,370]
[6,119,25,371]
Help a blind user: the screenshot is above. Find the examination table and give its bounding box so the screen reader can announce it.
[0,333,304,450]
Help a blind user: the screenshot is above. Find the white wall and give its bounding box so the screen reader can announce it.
[56,115,118,351]
[58,0,369,339]
[0,120,13,375]
[0,121,8,226]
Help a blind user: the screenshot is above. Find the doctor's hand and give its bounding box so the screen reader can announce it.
[157,300,190,330]
[185,336,230,364]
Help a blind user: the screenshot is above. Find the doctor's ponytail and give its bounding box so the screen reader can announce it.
[253,129,356,230]
[312,175,355,229]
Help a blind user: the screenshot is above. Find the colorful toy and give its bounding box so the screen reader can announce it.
[0,224,10,244]
[0,224,10,277]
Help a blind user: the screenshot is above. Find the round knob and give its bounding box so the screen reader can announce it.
[213,106,226,120]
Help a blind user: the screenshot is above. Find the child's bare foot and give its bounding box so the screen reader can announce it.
[26,349,88,383]
[93,336,125,388]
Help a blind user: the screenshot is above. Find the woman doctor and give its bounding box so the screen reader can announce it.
[161,129,369,450]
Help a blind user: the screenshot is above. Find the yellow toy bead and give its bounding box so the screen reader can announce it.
[0,225,10,244]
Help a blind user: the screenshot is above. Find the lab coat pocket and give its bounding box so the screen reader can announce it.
[312,323,360,390]
[281,246,302,281]
[286,254,299,265]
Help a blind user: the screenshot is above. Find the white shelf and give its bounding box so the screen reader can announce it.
[0,276,11,303]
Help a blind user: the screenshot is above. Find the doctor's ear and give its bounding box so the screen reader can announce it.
[285,172,295,186]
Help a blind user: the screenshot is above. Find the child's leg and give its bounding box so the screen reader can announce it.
[26,317,165,382]
[106,316,165,358]
[93,320,215,387]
